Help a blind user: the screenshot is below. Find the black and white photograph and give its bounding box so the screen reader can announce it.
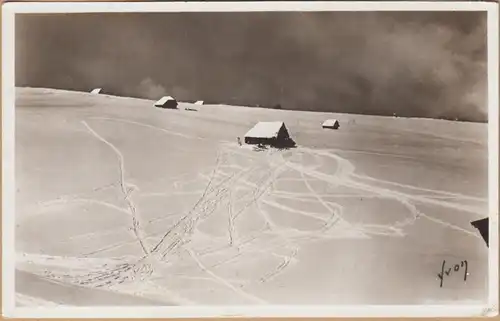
[2,1,499,318]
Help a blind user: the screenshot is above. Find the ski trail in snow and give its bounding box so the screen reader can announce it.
[296,152,343,231]
[82,121,150,256]
[294,148,481,237]
[22,112,486,305]
[38,198,131,216]
[353,173,486,202]
[88,117,210,141]
[184,247,267,304]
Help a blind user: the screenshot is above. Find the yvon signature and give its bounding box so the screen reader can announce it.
[438,260,468,288]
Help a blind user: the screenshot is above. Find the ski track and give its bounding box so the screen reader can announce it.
[38,198,131,216]
[82,121,151,256]
[184,247,267,304]
[352,173,486,202]
[292,148,482,233]
[19,118,486,306]
[252,154,299,283]
[87,117,205,141]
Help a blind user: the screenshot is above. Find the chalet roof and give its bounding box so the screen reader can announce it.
[155,96,176,106]
[244,121,286,139]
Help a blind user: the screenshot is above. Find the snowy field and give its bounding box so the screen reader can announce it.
[14,87,489,306]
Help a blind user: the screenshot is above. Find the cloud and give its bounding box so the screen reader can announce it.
[15,12,487,122]
[136,78,167,100]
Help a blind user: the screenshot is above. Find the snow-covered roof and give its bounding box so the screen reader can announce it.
[194,100,204,105]
[322,119,339,126]
[90,88,102,94]
[245,121,285,139]
[155,96,176,106]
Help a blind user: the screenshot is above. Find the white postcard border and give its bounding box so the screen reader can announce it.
[2,1,498,318]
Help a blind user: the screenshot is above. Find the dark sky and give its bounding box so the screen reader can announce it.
[16,11,487,122]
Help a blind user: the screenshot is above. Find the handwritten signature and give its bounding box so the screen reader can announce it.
[438,260,468,288]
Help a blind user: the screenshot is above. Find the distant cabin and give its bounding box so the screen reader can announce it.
[244,121,295,148]
[194,100,204,105]
[90,88,102,94]
[322,119,340,130]
[154,96,178,109]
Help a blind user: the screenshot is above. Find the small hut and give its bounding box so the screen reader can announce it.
[244,121,295,148]
[322,119,340,130]
[154,96,178,109]
[194,100,204,105]
[90,88,102,94]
